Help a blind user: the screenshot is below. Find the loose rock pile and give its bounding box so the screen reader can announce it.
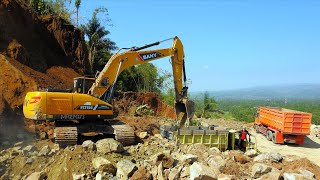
[0,133,319,180]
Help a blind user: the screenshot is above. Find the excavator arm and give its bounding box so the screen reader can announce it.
[88,36,195,126]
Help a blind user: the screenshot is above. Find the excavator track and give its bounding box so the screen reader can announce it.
[112,124,135,146]
[54,127,78,147]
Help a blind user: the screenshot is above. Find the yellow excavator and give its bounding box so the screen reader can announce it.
[23,36,195,146]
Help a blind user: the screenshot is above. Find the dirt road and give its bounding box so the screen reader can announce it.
[251,129,320,166]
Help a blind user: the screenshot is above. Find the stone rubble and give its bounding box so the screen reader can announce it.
[1,135,320,180]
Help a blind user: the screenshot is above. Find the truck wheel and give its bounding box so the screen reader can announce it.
[254,125,260,133]
[271,133,276,143]
[267,130,273,141]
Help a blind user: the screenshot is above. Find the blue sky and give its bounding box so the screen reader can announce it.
[69,0,320,91]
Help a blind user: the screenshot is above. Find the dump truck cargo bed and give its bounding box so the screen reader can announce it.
[255,106,312,144]
[256,107,312,134]
[160,125,232,151]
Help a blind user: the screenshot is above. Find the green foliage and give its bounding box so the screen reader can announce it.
[135,63,158,92]
[203,91,217,118]
[27,0,72,21]
[191,92,219,119]
[161,88,175,106]
[159,70,174,106]
[189,120,201,126]
[217,99,320,124]
[116,64,171,95]
[81,8,117,73]
[116,67,139,92]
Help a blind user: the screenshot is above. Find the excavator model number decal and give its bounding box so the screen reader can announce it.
[60,114,85,120]
[75,105,98,110]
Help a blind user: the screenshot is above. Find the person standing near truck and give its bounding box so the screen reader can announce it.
[238,126,250,150]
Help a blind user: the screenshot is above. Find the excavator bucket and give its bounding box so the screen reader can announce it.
[175,99,195,127]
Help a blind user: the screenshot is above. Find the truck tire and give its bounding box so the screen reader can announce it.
[271,132,276,143]
[254,125,260,133]
[267,130,273,141]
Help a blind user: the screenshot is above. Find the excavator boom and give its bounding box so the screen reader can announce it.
[88,36,195,126]
[23,36,194,147]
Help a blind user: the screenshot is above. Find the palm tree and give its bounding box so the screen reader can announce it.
[81,9,116,73]
[75,0,81,27]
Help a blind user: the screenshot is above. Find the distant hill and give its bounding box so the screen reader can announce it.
[191,84,320,100]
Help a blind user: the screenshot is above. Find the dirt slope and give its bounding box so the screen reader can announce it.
[0,0,89,143]
[0,0,88,73]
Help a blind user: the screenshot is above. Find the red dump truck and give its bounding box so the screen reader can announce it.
[254,106,312,144]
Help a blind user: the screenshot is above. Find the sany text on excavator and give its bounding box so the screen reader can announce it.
[23,36,195,146]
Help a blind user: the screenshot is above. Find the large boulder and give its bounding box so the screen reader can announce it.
[26,157,33,164]
[233,152,250,164]
[92,157,116,175]
[180,166,190,179]
[254,152,283,163]
[298,169,316,179]
[22,145,36,156]
[184,143,210,161]
[26,171,47,180]
[208,147,221,154]
[217,174,235,180]
[138,132,148,139]
[23,145,36,152]
[131,167,152,180]
[82,140,95,151]
[283,172,315,180]
[190,162,219,180]
[38,145,51,156]
[180,154,198,165]
[251,163,273,178]
[72,174,86,180]
[168,165,183,180]
[148,153,174,169]
[268,152,283,162]
[116,159,137,180]
[207,155,226,171]
[244,149,258,158]
[96,139,124,154]
[259,169,281,179]
[156,162,165,180]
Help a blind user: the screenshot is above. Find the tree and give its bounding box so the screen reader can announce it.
[202,91,217,118]
[75,0,81,26]
[81,8,117,73]
[115,64,173,96]
[27,0,72,21]
[135,63,158,92]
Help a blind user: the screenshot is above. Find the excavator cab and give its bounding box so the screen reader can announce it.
[73,77,95,94]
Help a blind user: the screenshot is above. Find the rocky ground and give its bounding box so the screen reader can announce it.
[251,125,320,167]
[1,117,320,180]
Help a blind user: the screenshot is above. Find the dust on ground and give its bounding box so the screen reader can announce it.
[198,118,247,130]
[250,128,320,167]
